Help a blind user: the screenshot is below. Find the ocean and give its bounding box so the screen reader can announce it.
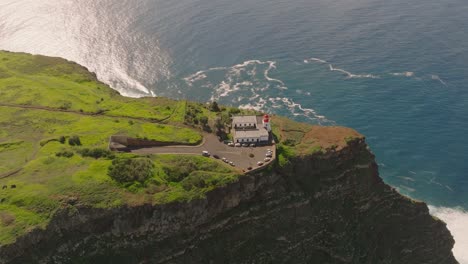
[0,0,467,262]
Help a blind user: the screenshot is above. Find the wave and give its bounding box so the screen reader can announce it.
[329,64,380,79]
[432,74,448,86]
[429,206,468,264]
[390,71,415,77]
[304,57,328,64]
[303,57,380,79]
[303,57,450,86]
[184,60,334,125]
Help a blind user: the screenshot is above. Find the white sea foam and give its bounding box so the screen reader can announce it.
[304,57,328,64]
[391,71,415,77]
[303,57,380,79]
[303,58,459,85]
[329,64,380,79]
[185,60,334,125]
[429,206,468,264]
[432,74,448,86]
[112,67,153,97]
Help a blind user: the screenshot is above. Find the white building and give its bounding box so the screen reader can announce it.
[232,115,271,143]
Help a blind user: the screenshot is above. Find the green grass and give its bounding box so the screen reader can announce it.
[0,51,236,245]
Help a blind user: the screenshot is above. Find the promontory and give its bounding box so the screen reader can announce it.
[0,51,457,264]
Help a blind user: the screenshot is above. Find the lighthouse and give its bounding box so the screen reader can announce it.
[263,114,271,132]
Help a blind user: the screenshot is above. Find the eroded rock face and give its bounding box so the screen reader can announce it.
[0,139,457,264]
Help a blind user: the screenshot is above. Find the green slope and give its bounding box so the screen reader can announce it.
[0,51,239,245]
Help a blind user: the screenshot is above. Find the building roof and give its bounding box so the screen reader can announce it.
[233,128,269,139]
[232,115,258,125]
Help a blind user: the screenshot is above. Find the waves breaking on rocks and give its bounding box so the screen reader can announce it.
[184,60,335,125]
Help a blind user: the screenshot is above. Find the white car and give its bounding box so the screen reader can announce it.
[202,151,210,157]
[235,143,241,147]
[265,153,272,158]
[264,157,271,162]
[228,143,234,147]
[257,161,264,166]
[229,161,235,166]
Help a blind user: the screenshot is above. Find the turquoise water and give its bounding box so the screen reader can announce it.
[1,0,467,261]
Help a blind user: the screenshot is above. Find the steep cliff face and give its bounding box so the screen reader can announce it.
[0,138,457,264]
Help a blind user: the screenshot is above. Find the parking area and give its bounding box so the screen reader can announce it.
[129,133,276,172]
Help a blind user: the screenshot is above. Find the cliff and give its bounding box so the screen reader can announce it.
[0,51,457,263]
[0,135,457,264]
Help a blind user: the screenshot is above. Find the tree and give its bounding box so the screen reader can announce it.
[199,116,209,126]
[68,135,81,146]
[210,101,220,112]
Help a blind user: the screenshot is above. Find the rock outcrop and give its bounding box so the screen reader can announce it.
[0,137,457,264]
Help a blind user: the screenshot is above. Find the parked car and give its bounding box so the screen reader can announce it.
[202,151,210,157]
[235,143,241,147]
[264,157,271,162]
[229,161,235,166]
[267,149,272,152]
[265,153,272,158]
[257,161,264,166]
[242,143,249,147]
[213,154,220,159]
[250,143,256,147]
[228,142,234,147]
[222,157,227,162]
[247,167,253,170]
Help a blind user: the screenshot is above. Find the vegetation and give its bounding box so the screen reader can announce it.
[108,158,154,184]
[0,51,233,245]
[0,50,360,246]
[68,135,81,146]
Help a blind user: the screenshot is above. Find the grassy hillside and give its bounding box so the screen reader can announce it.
[0,51,361,245]
[0,51,239,245]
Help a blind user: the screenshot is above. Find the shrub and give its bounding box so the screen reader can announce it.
[283,139,297,146]
[249,153,255,158]
[162,160,197,182]
[209,101,220,112]
[56,151,74,158]
[68,135,81,146]
[58,136,66,144]
[108,158,154,184]
[78,148,114,159]
[228,108,241,115]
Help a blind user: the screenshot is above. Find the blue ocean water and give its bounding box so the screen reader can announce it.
[1,0,467,261]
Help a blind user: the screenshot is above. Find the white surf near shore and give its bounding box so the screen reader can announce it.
[429,206,468,264]
[184,60,335,125]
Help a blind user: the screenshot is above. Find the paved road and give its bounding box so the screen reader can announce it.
[131,133,276,172]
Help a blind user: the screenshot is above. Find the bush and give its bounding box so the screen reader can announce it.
[283,139,297,146]
[108,158,154,184]
[58,136,66,144]
[68,135,81,146]
[162,160,197,182]
[78,148,114,159]
[209,101,220,112]
[56,151,74,158]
